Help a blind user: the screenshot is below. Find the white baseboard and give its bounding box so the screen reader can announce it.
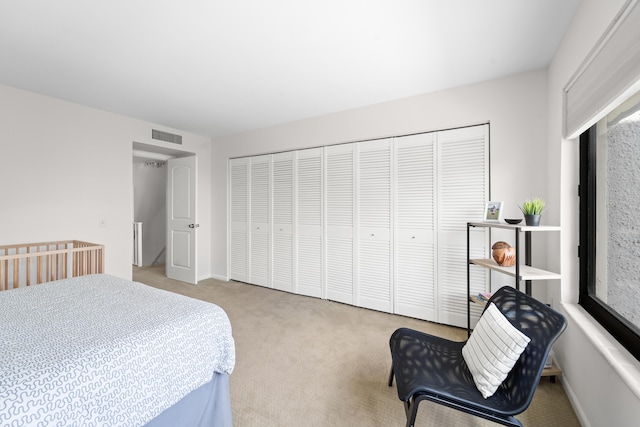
[558,369,591,427]
[208,273,228,281]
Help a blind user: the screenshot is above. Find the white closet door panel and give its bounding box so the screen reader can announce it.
[272,152,294,292]
[468,230,490,326]
[437,125,489,327]
[435,232,486,326]
[250,230,270,286]
[272,152,294,226]
[438,126,488,231]
[325,144,355,303]
[395,234,435,320]
[230,229,248,280]
[358,240,392,312]
[326,236,354,304]
[230,158,249,224]
[358,140,391,229]
[272,233,294,292]
[434,244,468,326]
[296,148,323,298]
[297,235,322,298]
[360,228,390,241]
[251,155,271,227]
[229,158,250,282]
[395,133,435,231]
[298,225,320,236]
[297,148,323,227]
[250,155,271,287]
[326,145,355,228]
[394,133,436,320]
[357,139,392,313]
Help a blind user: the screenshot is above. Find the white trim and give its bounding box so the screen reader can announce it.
[559,373,592,427]
[561,302,640,399]
[132,149,174,161]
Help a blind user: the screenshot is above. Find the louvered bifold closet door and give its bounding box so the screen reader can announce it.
[272,152,295,293]
[394,133,436,321]
[357,139,392,313]
[325,144,355,304]
[250,155,271,287]
[437,125,489,328]
[296,148,323,298]
[229,157,250,282]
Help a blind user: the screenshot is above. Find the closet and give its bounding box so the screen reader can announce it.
[229,124,488,328]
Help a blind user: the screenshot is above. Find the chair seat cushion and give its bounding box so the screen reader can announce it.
[462,302,531,398]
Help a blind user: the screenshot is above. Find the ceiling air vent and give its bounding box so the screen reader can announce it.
[152,129,182,145]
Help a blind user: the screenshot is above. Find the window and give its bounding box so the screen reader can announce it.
[579,89,640,361]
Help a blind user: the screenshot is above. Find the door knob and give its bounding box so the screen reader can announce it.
[188,224,200,228]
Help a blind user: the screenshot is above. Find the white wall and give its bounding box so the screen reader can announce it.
[0,84,213,281]
[548,0,640,426]
[210,69,549,285]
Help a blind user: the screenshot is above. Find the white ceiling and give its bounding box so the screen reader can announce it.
[0,0,581,138]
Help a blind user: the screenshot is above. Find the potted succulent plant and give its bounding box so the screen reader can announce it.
[520,197,546,226]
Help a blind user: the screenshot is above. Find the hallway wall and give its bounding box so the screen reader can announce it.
[133,158,167,266]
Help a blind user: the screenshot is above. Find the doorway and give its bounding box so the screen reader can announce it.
[132,142,197,283]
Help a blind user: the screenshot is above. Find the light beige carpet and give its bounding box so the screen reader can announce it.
[133,265,581,427]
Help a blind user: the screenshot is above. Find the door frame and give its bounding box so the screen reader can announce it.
[132,142,198,283]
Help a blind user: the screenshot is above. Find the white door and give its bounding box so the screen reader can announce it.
[394,133,436,321]
[166,156,198,284]
[296,148,324,298]
[272,152,295,292]
[229,157,250,282]
[325,144,355,304]
[357,139,392,313]
[250,155,271,287]
[436,125,489,327]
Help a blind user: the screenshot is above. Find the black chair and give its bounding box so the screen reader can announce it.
[388,286,567,427]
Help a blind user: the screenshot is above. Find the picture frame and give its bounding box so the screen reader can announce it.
[484,201,503,222]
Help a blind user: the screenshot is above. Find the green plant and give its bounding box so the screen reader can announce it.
[520,197,546,215]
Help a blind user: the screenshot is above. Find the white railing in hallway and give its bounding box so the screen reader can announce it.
[133,222,142,267]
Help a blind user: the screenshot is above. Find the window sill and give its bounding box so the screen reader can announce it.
[561,302,640,399]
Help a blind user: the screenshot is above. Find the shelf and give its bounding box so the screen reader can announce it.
[468,222,561,232]
[541,365,562,382]
[469,258,561,281]
[466,221,561,335]
[469,294,488,307]
[467,221,563,384]
[541,365,562,377]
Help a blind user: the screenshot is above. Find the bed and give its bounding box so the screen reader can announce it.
[0,274,236,426]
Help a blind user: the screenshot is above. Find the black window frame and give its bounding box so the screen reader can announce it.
[579,124,640,362]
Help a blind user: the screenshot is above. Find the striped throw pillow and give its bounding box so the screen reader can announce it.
[462,302,531,398]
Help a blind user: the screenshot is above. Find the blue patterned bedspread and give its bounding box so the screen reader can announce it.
[0,274,235,426]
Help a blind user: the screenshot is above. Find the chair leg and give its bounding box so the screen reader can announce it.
[403,396,421,427]
[388,366,394,386]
